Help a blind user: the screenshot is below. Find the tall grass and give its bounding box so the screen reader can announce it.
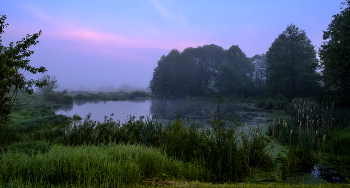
[266,99,350,178]
[0,144,207,187]
[1,95,275,184]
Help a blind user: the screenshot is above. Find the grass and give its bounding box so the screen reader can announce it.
[2,95,350,186]
[265,98,350,180]
[0,144,207,187]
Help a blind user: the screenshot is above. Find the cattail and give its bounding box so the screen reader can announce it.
[323,135,326,141]
[260,124,263,132]
[257,132,259,137]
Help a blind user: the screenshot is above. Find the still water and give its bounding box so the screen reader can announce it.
[55,99,285,130]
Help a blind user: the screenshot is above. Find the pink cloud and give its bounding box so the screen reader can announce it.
[20,4,207,63]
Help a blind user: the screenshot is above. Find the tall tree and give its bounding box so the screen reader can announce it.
[266,24,319,100]
[319,0,350,106]
[251,54,267,88]
[150,49,195,99]
[193,44,224,95]
[215,45,253,95]
[0,15,47,134]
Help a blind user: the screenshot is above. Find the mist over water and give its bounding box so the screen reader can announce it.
[55,99,282,132]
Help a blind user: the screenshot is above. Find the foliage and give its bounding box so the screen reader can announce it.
[43,89,73,104]
[2,141,50,156]
[0,144,207,187]
[73,91,130,101]
[266,99,350,178]
[254,95,287,110]
[325,127,350,165]
[214,45,254,96]
[0,15,47,135]
[319,0,350,106]
[191,44,224,95]
[150,45,257,99]
[37,74,59,95]
[250,54,267,94]
[150,49,196,99]
[129,90,149,98]
[266,24,320,101]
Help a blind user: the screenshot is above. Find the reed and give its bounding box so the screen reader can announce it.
[266,98,350,178]
[0,144,207,187]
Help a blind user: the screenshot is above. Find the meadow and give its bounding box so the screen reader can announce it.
[0,93,349,187]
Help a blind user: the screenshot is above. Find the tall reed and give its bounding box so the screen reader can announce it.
[0,144,207,187]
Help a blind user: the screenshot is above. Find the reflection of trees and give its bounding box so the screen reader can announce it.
[56,103,73,113]
[130,98,148,103]
[150,99,209,121]
[150,99,168,119]
[74,100,99,106]
[74,98,148,106]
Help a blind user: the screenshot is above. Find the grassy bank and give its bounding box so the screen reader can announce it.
[1,95,350,186]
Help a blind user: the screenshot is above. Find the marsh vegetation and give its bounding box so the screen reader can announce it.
[1,1,350,186]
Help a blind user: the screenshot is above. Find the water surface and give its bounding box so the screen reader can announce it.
[55,99,287,132]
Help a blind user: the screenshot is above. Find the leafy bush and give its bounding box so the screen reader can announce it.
[129,90,149,98]
[44,90,73,104]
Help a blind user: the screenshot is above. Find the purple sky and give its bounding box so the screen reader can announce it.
[1,0,345,91]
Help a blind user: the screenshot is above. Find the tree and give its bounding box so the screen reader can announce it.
[251,54,267,88]
[319,0,350,106]
[38,74,59,94]
[150,49,196,99]
[215,45,253,96]
[193,44,224,95]
[0,15,47,134]
[266,24,320,100]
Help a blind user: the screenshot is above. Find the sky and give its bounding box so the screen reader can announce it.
[1,0,345,91]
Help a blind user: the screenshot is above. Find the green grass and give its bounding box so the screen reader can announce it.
[0,144,207,187]
[2,96,350,186]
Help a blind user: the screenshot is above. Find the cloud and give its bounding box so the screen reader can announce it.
[19,4,204,63]
[149,0,173,19]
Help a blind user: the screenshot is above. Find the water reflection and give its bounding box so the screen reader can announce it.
[149,99,276,129]
[306,164,348,183]
[74,98,149,106]
[55,99,280,131]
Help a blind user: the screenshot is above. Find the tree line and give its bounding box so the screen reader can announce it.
[150,24,318,100]
[150,0,350,106]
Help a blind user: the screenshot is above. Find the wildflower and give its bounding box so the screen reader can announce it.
[290,130,292,134]
[257,132,259,137]
[323,135,326,141]
[260,124,263,131]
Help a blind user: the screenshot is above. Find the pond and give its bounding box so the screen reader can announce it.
[55,98,287,132]
[55,98,348,183]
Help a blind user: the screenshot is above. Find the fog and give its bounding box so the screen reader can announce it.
[1,0,344,91]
